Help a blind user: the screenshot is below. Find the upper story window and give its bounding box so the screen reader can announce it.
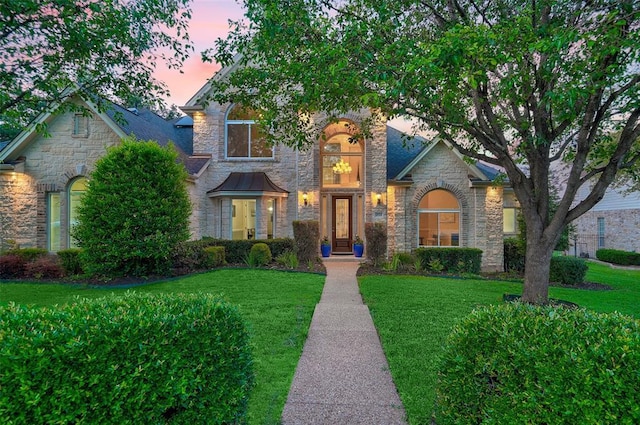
[73,114,89,137]
[225,105,273,159]
[321,121,363,188]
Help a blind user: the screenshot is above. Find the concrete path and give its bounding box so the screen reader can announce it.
[281,258,407,425]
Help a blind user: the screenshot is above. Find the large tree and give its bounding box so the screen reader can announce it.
[0,0,192,131]
[204,0,640,303]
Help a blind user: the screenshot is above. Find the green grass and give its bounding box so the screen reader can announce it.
[0,269,325,425]
[359,261,640,425]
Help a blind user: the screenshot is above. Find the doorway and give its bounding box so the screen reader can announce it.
[332,196,352,253]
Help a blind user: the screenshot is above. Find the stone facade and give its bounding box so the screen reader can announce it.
[572,209,640,258]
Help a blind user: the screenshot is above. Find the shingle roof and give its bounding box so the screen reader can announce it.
[386,126,427,180]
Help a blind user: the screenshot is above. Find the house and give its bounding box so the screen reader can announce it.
[0,73,516,271]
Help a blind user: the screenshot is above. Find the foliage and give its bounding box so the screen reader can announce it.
[209,0,640,304]
[320,235,330,246]
[0,0,192,131]
[171,240,212,272]
[364,222,387,266]
[247,243,272,267]
[56,249,83,276]
[199,238,294,265]
[353,235,364,245]
[203,246,226,268]
[292,221,320,264]
[414,248,482,274]
[4,248,48,262]
[597,248,640,266]
[549,256,588,285]
[0,255,26,279]
[24,255,63,279]
[276,250,299,269]
[503,237,526,273]
[73,138,191,278]
[436,303,640,425]
[0,292,254,424]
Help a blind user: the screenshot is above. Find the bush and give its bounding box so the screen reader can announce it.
[596,248,640,266]
[436,303,640,425]
[72,138,191,278]
[203,246,226,268]
[365,222,387,266]
[171,240,210,272]
[292,221,320,264]
[276,250,299,269]
[0,254,26,278]
[57,248,83,276]
[199,238,294,265]
[0,292,254,424]
[24,255,63,279]
[247,243,272,267]
[4,248,48,263]
[414,247,482,274]
[504,237,525,273]
[549,256,587,285]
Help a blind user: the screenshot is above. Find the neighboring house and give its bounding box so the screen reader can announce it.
[0,69,518,271]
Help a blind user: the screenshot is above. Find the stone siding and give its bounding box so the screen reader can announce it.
[572,209,640,258]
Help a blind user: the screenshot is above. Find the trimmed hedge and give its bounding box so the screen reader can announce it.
[436,303,640,425]
[292,221,320,264]
[365,222,387,266]
[203,246,226,268]
[248,243,272,267]
[0,293,254,424]
[57,248,83,276]
[414,247,482,274]
[550,256,587,285]
[3,248,48,262]
[201,238,295,265]
[596,248,640,266]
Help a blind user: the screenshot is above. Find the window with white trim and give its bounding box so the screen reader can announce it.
[68,177,87,248]
[503,207,518,234]
[225,105,273,159]
[47,193,61,251]
[418,189,460,246]
[597,217,605,248]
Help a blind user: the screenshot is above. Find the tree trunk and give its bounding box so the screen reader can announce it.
[521,237,555,304]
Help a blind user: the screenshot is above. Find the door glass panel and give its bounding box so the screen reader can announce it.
[231,199,256,240]
[335,199,349,239]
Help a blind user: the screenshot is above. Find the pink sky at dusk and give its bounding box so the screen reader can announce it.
[154,0,246,106]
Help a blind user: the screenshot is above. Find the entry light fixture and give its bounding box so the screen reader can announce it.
[302,192,308,206]
[376,193,382,206]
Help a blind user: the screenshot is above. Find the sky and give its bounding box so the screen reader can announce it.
[155,0,246,106]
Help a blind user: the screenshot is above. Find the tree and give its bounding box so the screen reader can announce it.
[0,0,192,131]
[73,138,191,278]
[205,0,640,303]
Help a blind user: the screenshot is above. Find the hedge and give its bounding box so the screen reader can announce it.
[57,248,84,275]
[201,238,294,264]
[550,256,588,285]
[0,293,254,424]
[596,248,640,266]
[436,303,640,425]
[414,247,483,274]
[292,221,320,264]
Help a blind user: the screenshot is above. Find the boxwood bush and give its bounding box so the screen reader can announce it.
[549,256,588,285]
[201,238,295,265]
[436,303,640,425]
[596,248,640,266]
[414,247,482,274]
[0,292,254,424]
[56,248,84,276]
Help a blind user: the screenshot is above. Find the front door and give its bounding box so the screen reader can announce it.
[332,196,352,253]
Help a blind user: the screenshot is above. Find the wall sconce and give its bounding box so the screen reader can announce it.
[376,193,382,206]
[302,192,308,206]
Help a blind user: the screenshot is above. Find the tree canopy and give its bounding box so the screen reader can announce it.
[207,0,640,303]
[0,0,192,132]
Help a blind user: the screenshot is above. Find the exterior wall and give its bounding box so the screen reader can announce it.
[572,209,640,258]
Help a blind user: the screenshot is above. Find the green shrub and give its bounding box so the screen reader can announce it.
[171,240,210,271]
[4,247,48,262]
[596,248,640,266]
[57,248,83,276]
[0,292,254,424]
[292,221,320,264]
[203,246,226,268]
[414,247,482,274]
[395,252,414,265]
[247,243,272,267]
[503,237,525,273]
[365,222,387,266]
[72,138,191,278]
[199,238,294,265]
[276,250,299,269]
[549,256,587,285]
[436,303,640,425]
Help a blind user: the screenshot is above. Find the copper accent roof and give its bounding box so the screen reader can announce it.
[208,172,289,196]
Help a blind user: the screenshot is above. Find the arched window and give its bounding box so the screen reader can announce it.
[68,177,87,248]
[225,105,272,159]
[418,189,460,246]
[320,121,363,188]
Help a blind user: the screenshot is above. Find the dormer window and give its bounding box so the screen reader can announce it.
[225,105,273,159]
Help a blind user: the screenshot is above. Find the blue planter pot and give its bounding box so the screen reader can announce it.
[353,244,364,257]
[321,244,331,257]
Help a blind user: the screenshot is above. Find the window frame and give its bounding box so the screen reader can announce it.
[320,125,363,189]
[503,207,519,234]
[417,189,461,247]
[68,177,87,248]
[224,105,273,160]
[47,192,61,252]
[597,217,605,248]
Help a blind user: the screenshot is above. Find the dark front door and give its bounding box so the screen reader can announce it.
[332,196,352,253]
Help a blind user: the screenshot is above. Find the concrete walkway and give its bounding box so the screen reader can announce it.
[281,258,407,424]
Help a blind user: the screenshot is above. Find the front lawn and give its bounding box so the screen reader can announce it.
[359,261,640,425]
[0,269,324,425]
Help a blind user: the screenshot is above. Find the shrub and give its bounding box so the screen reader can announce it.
[4,247,48,263]
[0,292,254,424]
[395,252,415,265]
[292,221,320,264]
[276,250,299,269]
[171,240,210,272]
[203,246,226,268]
[414,247,482,274]
[0,254,26,278]
[596,248,640,266]
[503,237,525,273]
[247,243,272,267]
[549,256,587,285]
[72,138,191,278]
[365,222,387,266]
[57,248,83,276]
[199,238,294,264]
[436,303,640,425]
[24,255,63,279]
